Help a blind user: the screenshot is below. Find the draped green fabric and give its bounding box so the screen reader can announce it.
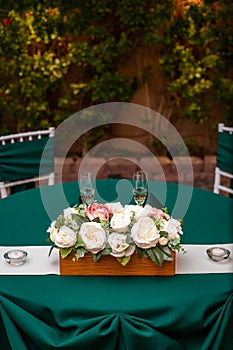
[0,137,54,182]
[0,180,232,350]
[216,131,233,174]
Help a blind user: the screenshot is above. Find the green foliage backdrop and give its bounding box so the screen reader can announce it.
[0,0,232,133]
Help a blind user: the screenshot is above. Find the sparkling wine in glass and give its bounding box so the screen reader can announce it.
[133,171,148,206]
[79,172,95,206]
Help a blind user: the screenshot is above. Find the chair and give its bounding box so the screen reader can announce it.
[0,127,55,198]
[213,123,233,196]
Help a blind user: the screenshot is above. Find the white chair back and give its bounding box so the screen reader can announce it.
[213,123,233,196]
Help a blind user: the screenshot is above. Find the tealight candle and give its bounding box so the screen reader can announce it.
[206,246,230,262]
[4,249,27,266]
[212,247,225,256]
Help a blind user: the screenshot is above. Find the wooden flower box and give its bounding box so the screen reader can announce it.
[60,251,175,276]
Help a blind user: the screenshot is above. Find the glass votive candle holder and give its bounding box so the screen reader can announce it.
[4,249,28,266]
[206,246,230,262]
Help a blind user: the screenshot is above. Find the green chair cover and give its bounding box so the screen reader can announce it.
[216,131,233,174]
[0,137,54,182]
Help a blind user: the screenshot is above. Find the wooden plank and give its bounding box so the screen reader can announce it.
[60,251,175,276]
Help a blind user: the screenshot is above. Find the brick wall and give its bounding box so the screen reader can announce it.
[55,155,217,191]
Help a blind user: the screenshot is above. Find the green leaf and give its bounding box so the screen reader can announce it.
[75,235,86,248]
[92,252,102,262]
[100,247,112,255]
[93,217,101,223]
[117,256,131,266]
[72,214,89,225]
[159,231,168,238]
[126,234,134,245]
[60,247,73,259]
[100,220,110,230]
[158,245,173,261]
[136,247,143,258]
[158,245,172,256]
[146,247,164,266]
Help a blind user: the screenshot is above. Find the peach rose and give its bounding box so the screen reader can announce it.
[86,203,110,221]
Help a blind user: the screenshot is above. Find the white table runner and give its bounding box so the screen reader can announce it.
[176,244,233,274]
[0,244,232,275]
[0,246,60,275]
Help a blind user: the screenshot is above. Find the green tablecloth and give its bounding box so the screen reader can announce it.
[0,180,232,350]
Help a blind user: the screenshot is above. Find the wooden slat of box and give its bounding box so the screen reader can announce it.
[60,251,175,276]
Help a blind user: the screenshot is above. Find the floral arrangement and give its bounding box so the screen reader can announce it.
[47,202,184,266]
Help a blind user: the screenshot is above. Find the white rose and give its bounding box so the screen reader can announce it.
[55,225,77,248]
[79,222,108,254]
[124,205,144,220]
[47,221,58,242]
[63,207,77,220]
[108,232,135,257]
[105,202,123,213]
[125,204,156,220]
[131,217,160,249]
[166,218,183,240]
[138,204,153,218]
[110,211,131,232]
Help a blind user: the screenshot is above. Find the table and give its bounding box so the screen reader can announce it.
[0,180,232,350]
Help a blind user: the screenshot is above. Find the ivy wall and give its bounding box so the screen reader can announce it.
[0,0,232,141]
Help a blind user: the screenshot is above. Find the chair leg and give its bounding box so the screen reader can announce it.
[48,173,55,186]
[213,168,220,194]
[0,182,8,198]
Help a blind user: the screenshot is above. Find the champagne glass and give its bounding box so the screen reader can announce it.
[133,171,148,206]
[79,172,95,206]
